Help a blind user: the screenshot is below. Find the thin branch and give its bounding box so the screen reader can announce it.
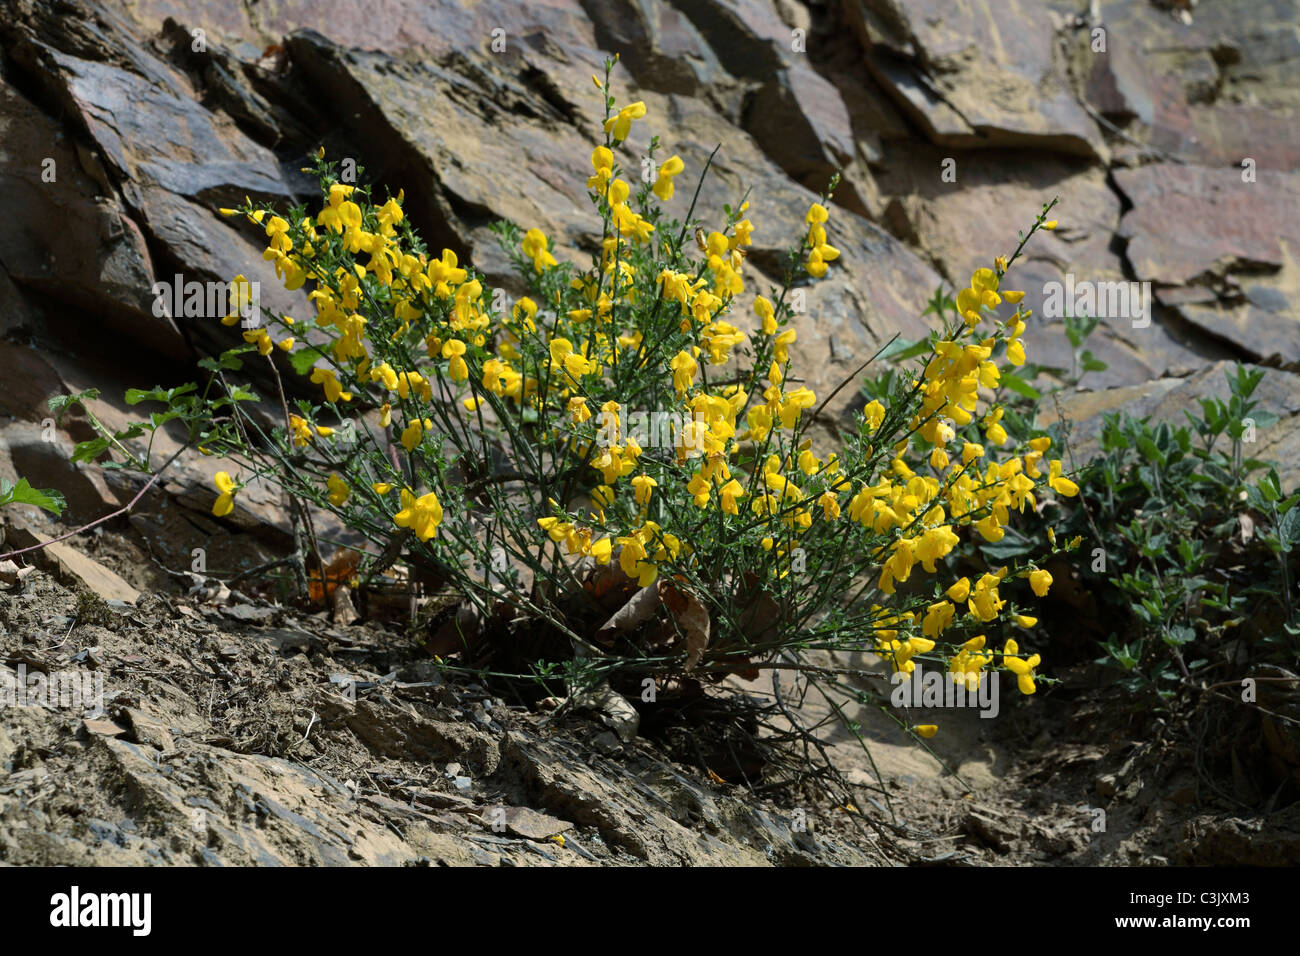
[0,443,191,562]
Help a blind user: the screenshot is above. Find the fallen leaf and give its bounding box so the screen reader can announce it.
[0,560,34,585]
[309,549,361,602]
[596,579,664,643]
[663,585,711,672]
[331,584,360,625]
[1238,512,1255,545]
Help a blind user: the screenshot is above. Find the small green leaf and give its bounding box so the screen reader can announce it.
[289,346,328,377]
[1278,506,1300,550]
[878,337,928,363]
[48,389,99,422]
[229,386,260,402]
[1000,370,1041,401]
[70,437,110,464]
[0,477,66,516]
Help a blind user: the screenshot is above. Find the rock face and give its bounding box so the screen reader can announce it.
[1082,0,1300,170]
[847,0,1106,158]
[1,0,1297,421]
[1115,165,1300,364]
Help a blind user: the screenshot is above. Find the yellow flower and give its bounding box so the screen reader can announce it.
[921,600,955,639]
[591,484,615,509]
[443,338,469,381]
[946,577,971,603]
[603,101,647,142]
[970,267,999,296]
[817,491,841,520]
[569,396,591,423]
[719,479,746,515]
[1048,459,1079,496]
[400,417,433,452]
[327,473,350,506]
[915,724,939,739]
[778,387,816,429]
[975,514,1004,542]
[949,634,991,690]
[956,287,982,325]
[686,471,712,508]
[631,474,657,507]
[968,575,1004,621]
[916,525,959,571]
[652,155,684,201]
[243,328,273,356]
[372,482,393,495]
[310,367,351,403]
[617,534,657,587]
[669,350,697,394]
[212,471,237,517]
[1029,568,1053,597]
[1002,638,1042,694]
[754,295,777,335]
[393,488,443,542]
[521,228,558,270]
[288,414,314,448]
[773,329,797,364]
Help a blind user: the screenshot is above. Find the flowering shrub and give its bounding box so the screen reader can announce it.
[101,59,1079,744]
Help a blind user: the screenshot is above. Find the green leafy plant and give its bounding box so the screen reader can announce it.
[0,477,65,516]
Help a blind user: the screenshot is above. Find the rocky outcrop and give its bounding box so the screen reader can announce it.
[847,0,1107,158]
[1081,0,1300,169]
[1115,164,1300,363]
[2,0,1297,416]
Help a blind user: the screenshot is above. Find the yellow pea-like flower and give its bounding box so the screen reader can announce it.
[212,471,238,517]
[1029,568,1053,597]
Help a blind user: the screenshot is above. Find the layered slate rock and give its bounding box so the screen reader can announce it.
[1115,165,1300,364]
[1,0,1298,491]
[3,0,309,359]
[1082,0,1300,169]
[846,0,1105,158]
[0,77,177,356]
